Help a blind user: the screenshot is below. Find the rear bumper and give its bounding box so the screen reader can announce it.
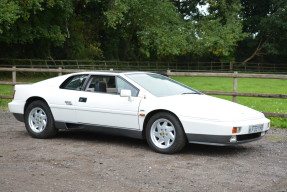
[8,100,25,114]
[12,113,25,122]
[186,131,267,146]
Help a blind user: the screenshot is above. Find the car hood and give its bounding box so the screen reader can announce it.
[155,94,265,122]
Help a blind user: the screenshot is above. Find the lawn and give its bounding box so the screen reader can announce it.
[172,76,287,128]
[0,76,55,110]
[0,75,286,128]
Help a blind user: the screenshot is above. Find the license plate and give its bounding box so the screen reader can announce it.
[249,124,264,133]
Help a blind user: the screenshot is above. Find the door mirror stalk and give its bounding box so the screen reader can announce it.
[120,89,133,101]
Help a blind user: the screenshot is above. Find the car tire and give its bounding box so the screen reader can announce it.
[146,112,187,154]
[24,100,57,139]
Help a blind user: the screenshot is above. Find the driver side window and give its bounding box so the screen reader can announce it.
[60,75,88,90]
[83,75,139,96]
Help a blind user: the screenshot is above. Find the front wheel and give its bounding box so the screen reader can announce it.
[146,112,186,154]
[24,100,57,139]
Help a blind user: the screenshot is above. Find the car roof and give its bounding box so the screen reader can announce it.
[73,71,156,76]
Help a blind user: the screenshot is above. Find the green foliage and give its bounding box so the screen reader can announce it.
[0,0,286,63]
[189,0,247,60]
[0,0,20,34]
[239,0,287,61]
[104,0,191,58]
[0,0,73,45]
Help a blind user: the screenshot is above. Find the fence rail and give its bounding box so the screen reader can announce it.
[1,58,287,73]
[167,72,287,79]
[0,67,286,118]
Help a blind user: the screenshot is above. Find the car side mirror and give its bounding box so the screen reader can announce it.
[120,89,133,101]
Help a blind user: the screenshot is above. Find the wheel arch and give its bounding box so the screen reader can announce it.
[24,96,49,113]
[143,109,186,139]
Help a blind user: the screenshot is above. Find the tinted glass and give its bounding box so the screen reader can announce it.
[116,77,139,97]
[84,75,138,96]
[85,76,117,94]
[60,75,88,90]
[126,73,199,97]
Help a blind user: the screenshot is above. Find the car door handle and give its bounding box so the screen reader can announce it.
[79,97,87,103]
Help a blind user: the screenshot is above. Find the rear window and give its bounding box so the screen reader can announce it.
[60,75,88,90]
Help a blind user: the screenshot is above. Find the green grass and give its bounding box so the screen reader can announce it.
[0,76,55,110]
[172,76,287,128]
[1,75,286,128]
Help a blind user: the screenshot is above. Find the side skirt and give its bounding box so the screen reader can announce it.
[55,121,144,139]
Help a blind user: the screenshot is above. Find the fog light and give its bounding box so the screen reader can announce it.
[261,131,266,136]
[230,135,237,143]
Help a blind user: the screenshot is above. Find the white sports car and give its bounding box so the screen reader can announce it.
[9,71,270,153]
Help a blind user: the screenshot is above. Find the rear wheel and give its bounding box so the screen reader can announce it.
[24,100,57,138]
[146,112,186,154]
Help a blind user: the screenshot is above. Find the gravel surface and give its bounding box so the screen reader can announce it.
[0,110,287,192]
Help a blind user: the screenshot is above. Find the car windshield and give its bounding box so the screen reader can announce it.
[126,73,200,97]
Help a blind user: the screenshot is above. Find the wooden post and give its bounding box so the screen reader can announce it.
[233,71,238,103]
[76,60,79,69]
[12,66,16,83]
[230,62,233,71]
[210,62,213,71]
[58,67,62,76]
[12,66,16,91]
[167,69,171,77]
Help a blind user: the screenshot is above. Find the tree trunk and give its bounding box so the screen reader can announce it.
[241,37,269,66]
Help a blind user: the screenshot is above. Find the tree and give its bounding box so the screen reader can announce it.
[104,0,191,60]
[0,0,20,34]
[240,0,287,64]
[1,0,269,63]
[0,0,74,58]
[178,0,246,61]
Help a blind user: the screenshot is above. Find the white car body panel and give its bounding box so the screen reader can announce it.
[49,89,78,123]
[72,91,142,129]
[8,71,270,146]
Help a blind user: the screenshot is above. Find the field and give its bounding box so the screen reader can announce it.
[0,76,52,110]
[0,75,286,128]
[172,76,287,128]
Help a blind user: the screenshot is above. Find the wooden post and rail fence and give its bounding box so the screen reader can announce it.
[0,67,287,118]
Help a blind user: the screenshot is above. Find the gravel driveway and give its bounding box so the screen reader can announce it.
[0,111,286,192]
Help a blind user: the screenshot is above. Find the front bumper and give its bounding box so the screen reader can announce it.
[186,131,267,146]
[180,116,270,146]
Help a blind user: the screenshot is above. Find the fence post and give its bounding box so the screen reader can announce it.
[232,71,238,103]
[167,69,171,77]
[12,66,16,86]
[229,62,233,71]
[58,67,62,76]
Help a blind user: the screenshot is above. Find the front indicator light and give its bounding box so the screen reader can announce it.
[230,135,237,143]
[232,127,241,134]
